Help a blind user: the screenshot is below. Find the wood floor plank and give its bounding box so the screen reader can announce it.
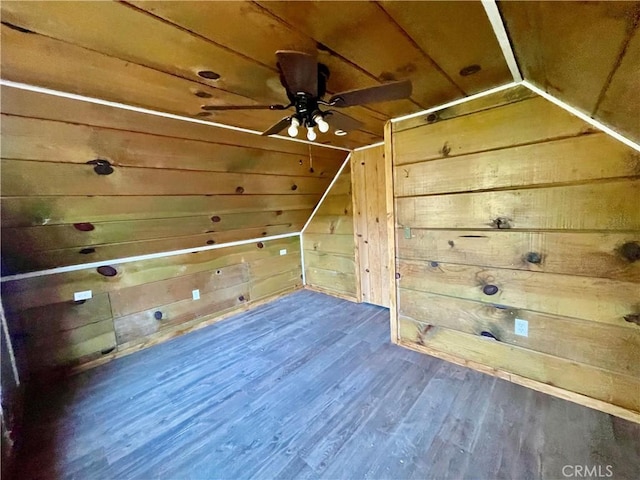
[13,290,640,480]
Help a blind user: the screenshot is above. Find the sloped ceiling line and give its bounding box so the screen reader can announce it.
[0,79,350,153]
[481,0,523,82]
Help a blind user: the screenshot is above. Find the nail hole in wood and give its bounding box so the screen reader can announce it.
[395,272,401,279]
[216,270,221,275]
[211,215,221,223]
[198,70,220,80]
[483,284,499,296]
[238,295,245,302]
[154,311,163,320]
[79,247,95,254]
[74,222,95,232]
[257,242,264,249]
[96,265,117,277]
[262,231,267,236]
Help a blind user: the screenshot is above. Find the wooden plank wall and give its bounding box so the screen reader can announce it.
[351,146,390,307]
[303,164,359,301]
[2,237,302,378]
[0,86,346,275]
[390,85,640,421]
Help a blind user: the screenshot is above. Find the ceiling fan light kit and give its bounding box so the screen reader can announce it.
[207,50,412,141]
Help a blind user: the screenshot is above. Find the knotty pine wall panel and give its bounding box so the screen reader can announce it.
[390,87,640,421]
[0,86,346,275]
[3,237,302,377]
[303,165,359,301]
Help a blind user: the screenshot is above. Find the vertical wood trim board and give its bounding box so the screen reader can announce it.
[351,145,391,308]
[390,86,640,421]
[384,121,399,343]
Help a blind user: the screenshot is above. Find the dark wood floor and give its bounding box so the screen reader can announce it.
[14,290,640,480]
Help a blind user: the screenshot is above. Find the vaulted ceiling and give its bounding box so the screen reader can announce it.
[2,2,638,149]
[0,0,510,149]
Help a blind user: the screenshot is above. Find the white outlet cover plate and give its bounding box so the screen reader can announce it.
[279,249,287,255]
[192,289,200,300]
[74,290,92,301]
[514,318,529,337]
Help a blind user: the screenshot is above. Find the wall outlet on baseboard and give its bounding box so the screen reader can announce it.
[280,249,287,255]
[192,289,200,300]
[514,318,529,337]
[74,290,92,301]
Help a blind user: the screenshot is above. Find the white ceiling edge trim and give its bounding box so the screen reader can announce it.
[0,303,20,386]
[0,79,351,152]
[301,152,353,233]
[391,81,519,123]
[0,231,301,283]
[353,141,384,152]
[300,233,307,286]
[481,0,522,82]
[522,81,640,152]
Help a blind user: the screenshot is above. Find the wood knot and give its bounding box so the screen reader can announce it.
[525,252,542,264]
[490,217,512,229]
[73,222,95,232]
[211,215,221,223]
[448,240,455,247]
[440,142,451,157]
[291,184,298,191]
[235,186,245,194]
[154,311,163,320]
[482,284,499,296]
[238,295,246,302]
[79,247,95,254]
[96,265,117,277]
[256,242,264,249]
[206,240,215,245]
[624,313,640,326]
[426,113,439,124]
[480,331,499,341]
[430,261,439,267]
[618,242,640,262]
[395,272,401,279]
[87,159,114,175]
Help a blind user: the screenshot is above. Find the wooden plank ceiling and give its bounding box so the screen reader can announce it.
[500,1,640,143]
[0,0,510,149]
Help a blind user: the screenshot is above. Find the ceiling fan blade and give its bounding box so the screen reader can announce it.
[276,50,318,97]
[324,111,364,132]
[261,116,292,136]
[329,80,412,107]
[201,104,289,111]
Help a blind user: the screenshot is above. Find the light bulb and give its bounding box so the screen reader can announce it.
[314,114,330,133]
[307,126,317,141]
[287,117,300,137]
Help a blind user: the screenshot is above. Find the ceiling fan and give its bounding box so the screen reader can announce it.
[202,50,412,141]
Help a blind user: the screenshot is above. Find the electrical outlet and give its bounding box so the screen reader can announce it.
[514,318,529,337]
[192,289,200,300]
[73,290,92,301]
[280,249,287,255]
